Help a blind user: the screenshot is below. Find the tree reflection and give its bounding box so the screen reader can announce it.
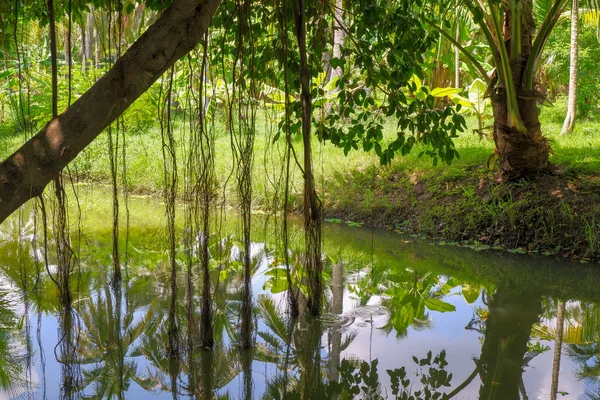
[477,286,542,400]
[381,270,456,336]
[562,302,600,399]
[0,288,28,398]
[76,275,152,398]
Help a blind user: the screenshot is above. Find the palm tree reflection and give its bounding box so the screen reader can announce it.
[477,286,542,400]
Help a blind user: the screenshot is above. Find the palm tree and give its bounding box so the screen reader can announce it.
[560,0,600,134]
[429,0,575,180]
[138,307,242,397]
[561,0,580,134]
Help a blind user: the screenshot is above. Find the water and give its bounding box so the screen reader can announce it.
[1,187,600,399]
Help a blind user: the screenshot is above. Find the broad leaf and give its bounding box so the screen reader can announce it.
[424,298,456,313]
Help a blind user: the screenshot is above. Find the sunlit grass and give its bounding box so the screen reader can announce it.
[1,95,598,207]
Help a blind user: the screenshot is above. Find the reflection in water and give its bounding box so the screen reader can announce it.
[77,274,151,398]
[37,306,48,400]
[57,303,82,399]
[478,286,542,400]
[550,300,566,400]
[0,289,27,398]
[3,204,600,398]
[327,263,344,385]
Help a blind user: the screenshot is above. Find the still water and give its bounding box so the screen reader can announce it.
[1,187,600,399]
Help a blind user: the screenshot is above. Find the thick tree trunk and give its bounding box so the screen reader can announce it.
[0,0,221,224]
[561,0,579,135]
[492,6,550,181]
[492,89,550,180]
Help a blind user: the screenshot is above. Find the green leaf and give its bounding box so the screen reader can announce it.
[429,87,463,98]
[393,306,416,331]
[219,269,228,282]
[410,74,422,92]
[468,78,489,115]
[423,298,456,312]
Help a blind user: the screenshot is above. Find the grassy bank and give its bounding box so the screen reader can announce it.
[323,99,600,261]
[2,96,600,260]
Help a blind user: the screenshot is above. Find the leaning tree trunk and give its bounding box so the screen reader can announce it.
[492,6,550,181]
[561,0,579,135]
[0,0,222,224]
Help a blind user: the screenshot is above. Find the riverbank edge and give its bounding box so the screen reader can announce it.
[320,165,600,263]
[70,163,600,263]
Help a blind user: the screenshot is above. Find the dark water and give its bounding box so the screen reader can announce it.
[1,188,600,399]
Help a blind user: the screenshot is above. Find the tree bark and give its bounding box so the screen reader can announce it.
[492,89,550,180]
[492,5,550,181]
[81,23,87,71]
[455,5,460,88]
[86,10,94,66]
[293,0,323,316]
[64,27,72,68]
[93,9,101,69]
[561,0,579,135]
[0,0,222,224]
[331,0,345,83]
[324,0,345,115]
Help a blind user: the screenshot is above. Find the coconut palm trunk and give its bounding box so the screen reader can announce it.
[83,10,94,71]
[491,3,550,181]
[561,0,579,134]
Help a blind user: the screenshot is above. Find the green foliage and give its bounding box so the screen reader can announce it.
[389,350,453,400]
[544,20,600,117]
[322,351,453,400]
[317,0,466,167]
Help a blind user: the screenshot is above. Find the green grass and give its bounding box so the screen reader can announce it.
[1,95,599,208]
[2,95,600,259]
